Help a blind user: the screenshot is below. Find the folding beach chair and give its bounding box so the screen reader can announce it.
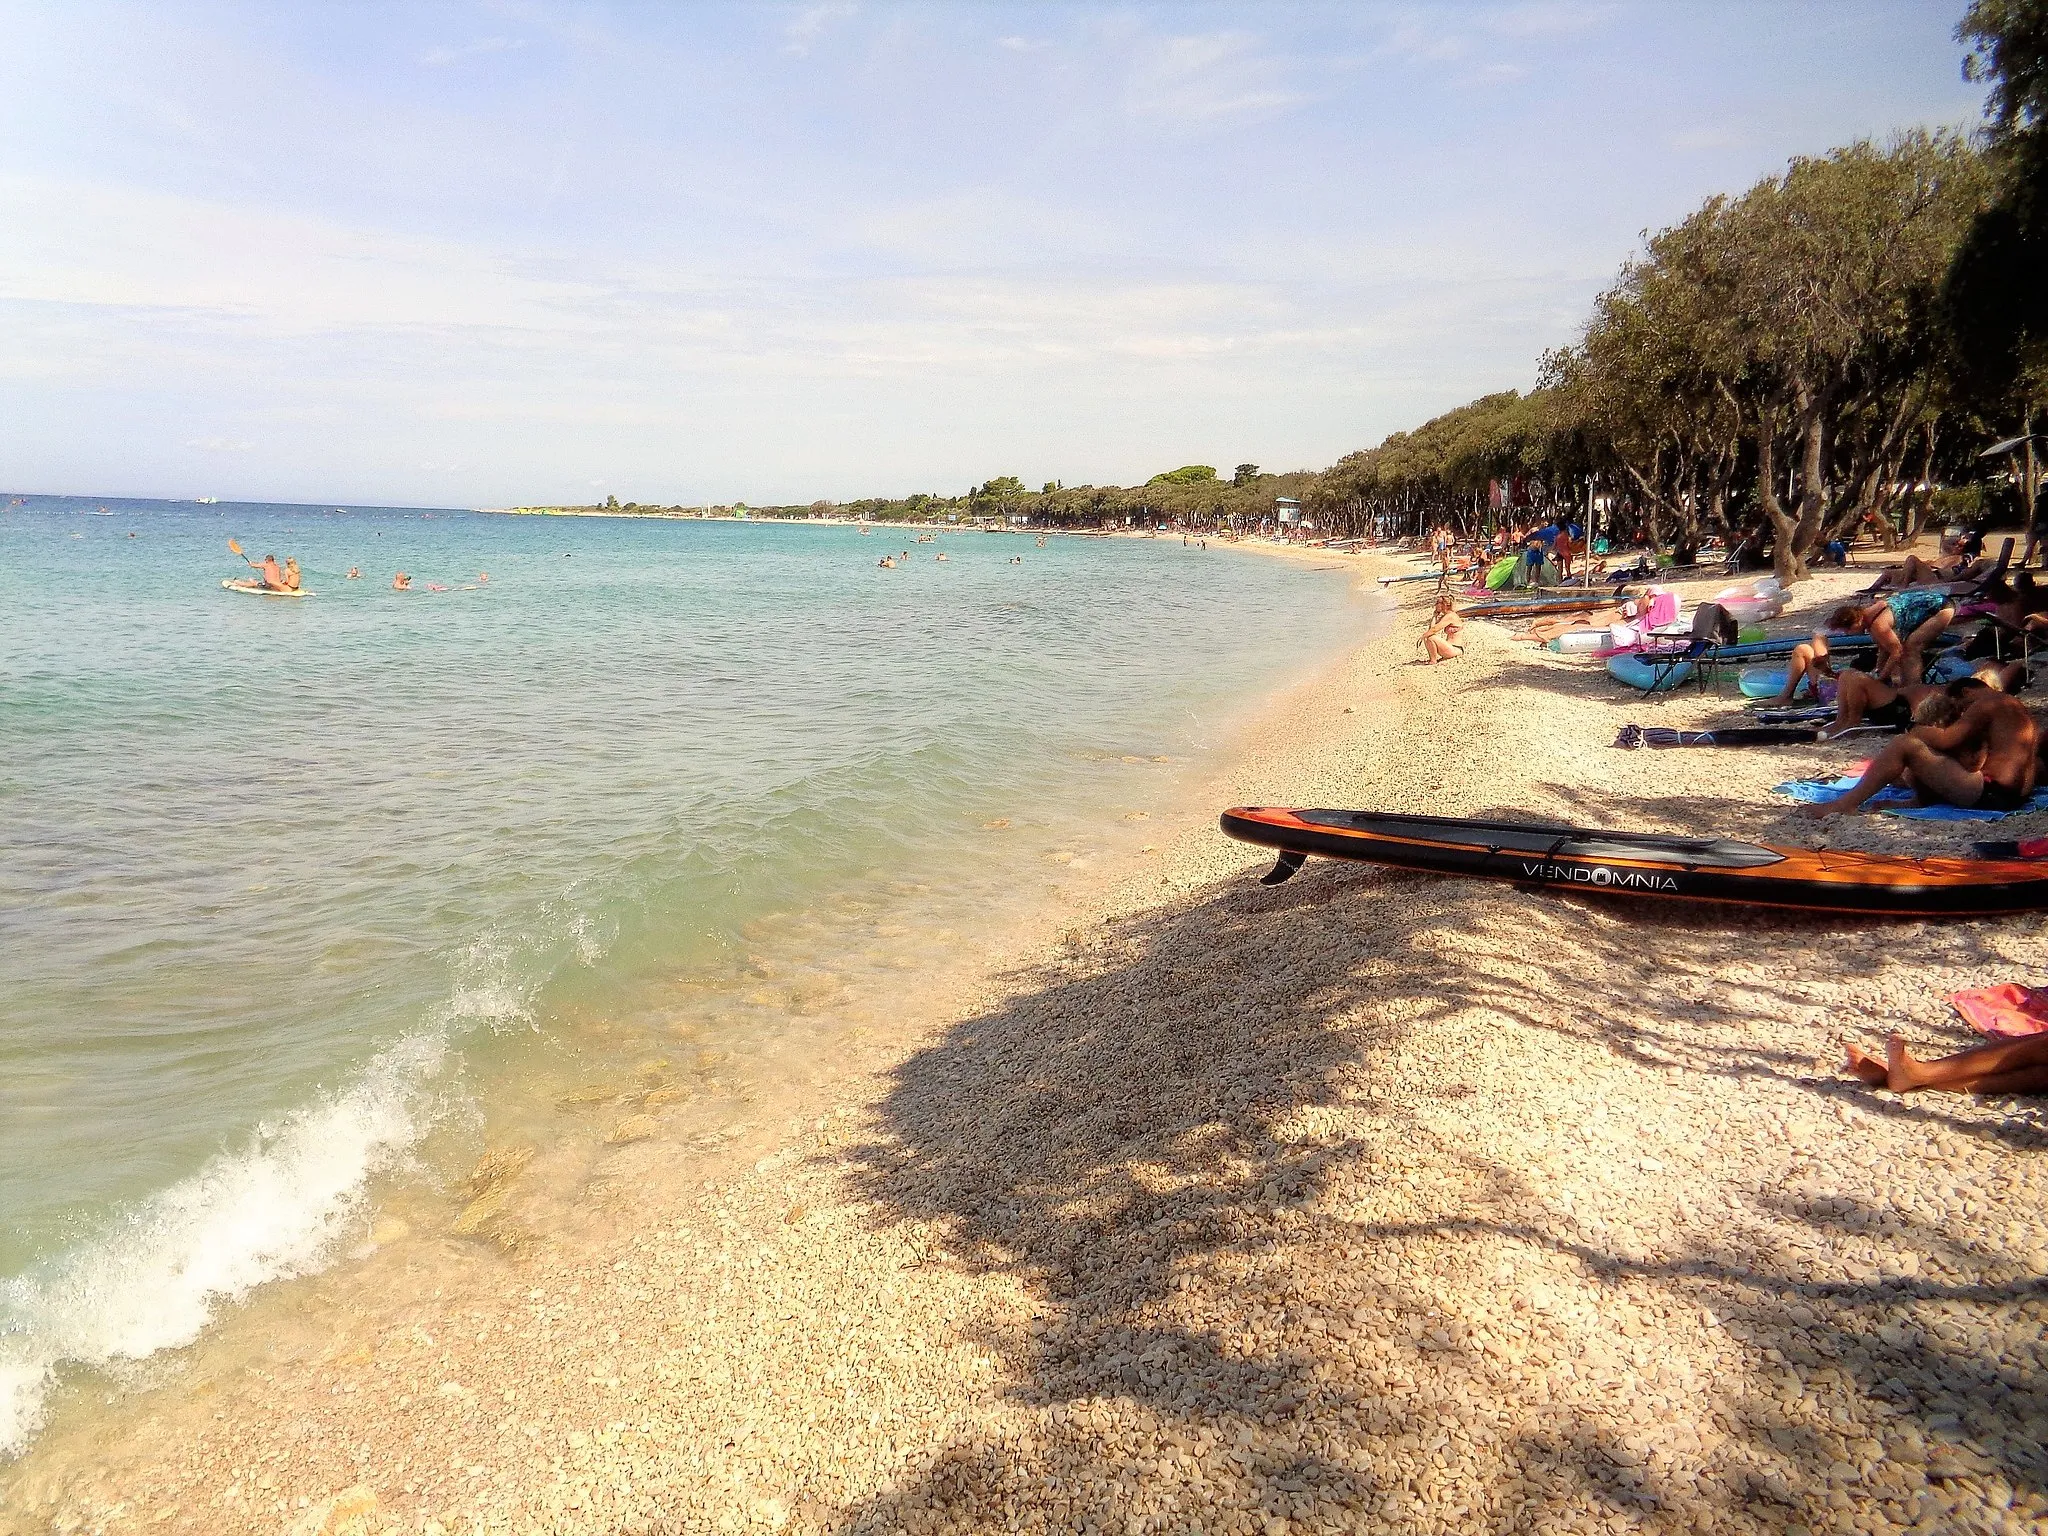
[1627,602,1741,697]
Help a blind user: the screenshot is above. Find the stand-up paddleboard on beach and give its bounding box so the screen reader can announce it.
[1220,806,2048,917]
[222,578,311,597]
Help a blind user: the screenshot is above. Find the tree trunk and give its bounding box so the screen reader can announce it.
[1758,427,1809,584]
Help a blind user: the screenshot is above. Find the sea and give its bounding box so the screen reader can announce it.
[0,494,1365,1455]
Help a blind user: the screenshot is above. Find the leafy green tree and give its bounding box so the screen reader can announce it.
[1147,465,1217,486]
[1945,0,2048,531]
[1232,464,1260,487]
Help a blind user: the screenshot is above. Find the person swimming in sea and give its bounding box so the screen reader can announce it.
[346,566,361,579]
[393,572,412,590]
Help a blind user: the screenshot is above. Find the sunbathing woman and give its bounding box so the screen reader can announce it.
[1819,662,2025,738]
[1843,1032,2048,1096]
[1421,596,1465,664]
[1866,550,1997,592]
[1512,603,1632,645]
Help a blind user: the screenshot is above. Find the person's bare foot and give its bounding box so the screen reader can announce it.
[1885,1033,1927,1091]
[1842,1042,1888,1085]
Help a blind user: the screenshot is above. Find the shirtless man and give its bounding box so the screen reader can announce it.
[255,552,288,591]
[1806,687,2039,816]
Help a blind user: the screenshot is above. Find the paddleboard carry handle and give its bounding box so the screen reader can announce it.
[1261,850,1308,886]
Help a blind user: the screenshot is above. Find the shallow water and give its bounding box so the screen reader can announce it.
[0,496,1362,1451]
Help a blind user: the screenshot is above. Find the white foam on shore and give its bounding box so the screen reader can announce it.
[0,1031,446,1455]
[0,925,556,1458]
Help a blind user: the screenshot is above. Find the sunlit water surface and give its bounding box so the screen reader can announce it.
[0,496,1363,1451]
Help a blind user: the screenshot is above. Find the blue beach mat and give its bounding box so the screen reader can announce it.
[1773,774,2048,822]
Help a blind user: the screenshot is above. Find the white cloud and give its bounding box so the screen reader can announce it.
[1125,31,1310,121]
[783,3,856,56]
[418,36,523,67]
[1485,3,1622,38]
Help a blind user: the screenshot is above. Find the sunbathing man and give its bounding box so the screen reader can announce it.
[1421,595,1465,664]
[1805,686,2038,816]
[1843,1032,2048,1096]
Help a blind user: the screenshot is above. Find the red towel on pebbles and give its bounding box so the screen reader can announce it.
[1950,984,2048,1039]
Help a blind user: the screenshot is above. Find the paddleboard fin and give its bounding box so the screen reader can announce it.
[1260,850,1307,886]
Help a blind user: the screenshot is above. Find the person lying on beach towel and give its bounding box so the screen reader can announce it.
[1842,1031,2048,1096]
[1804,687,2038,818]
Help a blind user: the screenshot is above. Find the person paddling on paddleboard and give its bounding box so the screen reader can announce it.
[255,552,288,591]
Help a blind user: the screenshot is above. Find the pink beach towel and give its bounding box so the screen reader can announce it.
[1950,984,2048,1039]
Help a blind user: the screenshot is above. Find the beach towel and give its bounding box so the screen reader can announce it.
[1950,983,2048,1039]
[1772,773,2048,821]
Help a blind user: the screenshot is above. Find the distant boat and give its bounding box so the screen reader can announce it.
[197,497,219,504]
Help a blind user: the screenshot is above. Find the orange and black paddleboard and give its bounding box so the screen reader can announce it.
[1220,807,2048,917]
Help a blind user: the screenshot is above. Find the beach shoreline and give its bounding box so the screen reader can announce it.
[9,551,2048,1536]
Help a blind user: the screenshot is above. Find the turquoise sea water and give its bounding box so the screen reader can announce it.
[0,495,1363,1451]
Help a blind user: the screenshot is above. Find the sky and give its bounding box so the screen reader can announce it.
[0,1,1994,508]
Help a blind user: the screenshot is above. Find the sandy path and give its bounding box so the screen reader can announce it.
[7,554,2048,1536]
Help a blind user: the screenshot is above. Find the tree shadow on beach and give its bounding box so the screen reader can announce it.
[819,814,2048,1533]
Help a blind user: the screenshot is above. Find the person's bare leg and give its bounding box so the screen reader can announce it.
[1806,737,1947,817]
[1822,671,1892,738]
[1842,1042,1889,1084]
[1885,1031,2048,1093]
[1899,607,1955,686]
[1769,642,1825,706]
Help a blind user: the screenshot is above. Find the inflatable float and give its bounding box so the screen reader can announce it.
[1220,806,2048,916]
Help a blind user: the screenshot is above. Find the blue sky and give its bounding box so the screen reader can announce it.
[0,2,1990,507]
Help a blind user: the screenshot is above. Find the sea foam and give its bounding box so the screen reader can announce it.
[0,1031,445,1455]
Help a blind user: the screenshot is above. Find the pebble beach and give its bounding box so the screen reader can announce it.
[6,548,2048,1536]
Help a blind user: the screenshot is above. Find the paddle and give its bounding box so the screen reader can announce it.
[227,538,257,568]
